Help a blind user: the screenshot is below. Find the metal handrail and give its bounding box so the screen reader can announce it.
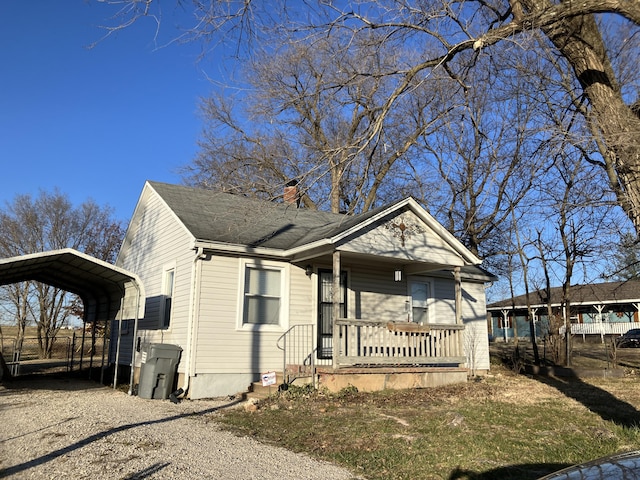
[277,324,315,386]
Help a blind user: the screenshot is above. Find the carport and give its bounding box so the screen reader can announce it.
[0,248,145,393]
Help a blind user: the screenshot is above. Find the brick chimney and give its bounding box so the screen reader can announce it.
[284,179,300,207]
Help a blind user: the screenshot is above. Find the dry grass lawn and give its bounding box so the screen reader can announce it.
[218,340,640,480]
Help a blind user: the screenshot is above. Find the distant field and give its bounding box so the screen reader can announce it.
[0,326,83,338]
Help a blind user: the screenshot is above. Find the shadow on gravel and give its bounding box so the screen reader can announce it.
[123,462,171,479]
[0,375,243,478]
[0,372,108,392]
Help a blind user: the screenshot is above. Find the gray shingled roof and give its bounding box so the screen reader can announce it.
[149,181,391,250]
[488,280,640,309]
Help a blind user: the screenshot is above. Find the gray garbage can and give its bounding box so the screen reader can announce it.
[138,343,182,399]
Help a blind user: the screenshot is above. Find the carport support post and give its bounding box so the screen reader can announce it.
[113,295,125,389]
[332,250,341,369]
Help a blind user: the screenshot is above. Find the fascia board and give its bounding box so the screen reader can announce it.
[194,240,288,259]
[116,182,151,264]
[284,239,333,258]
[118,181,196,265]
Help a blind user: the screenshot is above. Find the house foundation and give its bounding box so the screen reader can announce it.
[316,366,468,392]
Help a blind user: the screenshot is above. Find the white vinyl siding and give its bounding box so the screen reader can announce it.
[193,257,291,375]
[348,268,458,325]
[349,267,407,322]
[461,280,490,371]
[115,185,196,366]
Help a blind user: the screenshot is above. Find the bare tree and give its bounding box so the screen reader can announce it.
[186,35,449,213]
[536,147,617,365]
[0,190,124,358]
[99,0,640,231]
[414,55,547,258]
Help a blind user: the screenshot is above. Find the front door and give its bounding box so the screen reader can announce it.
[317,269,347,359]
[410,280,432,324]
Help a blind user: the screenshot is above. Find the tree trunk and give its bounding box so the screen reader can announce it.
[538,10,640,230]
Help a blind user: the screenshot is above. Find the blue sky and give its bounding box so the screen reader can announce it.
[0,1,219,221]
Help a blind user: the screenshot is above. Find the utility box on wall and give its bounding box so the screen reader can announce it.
[137,343,182,400]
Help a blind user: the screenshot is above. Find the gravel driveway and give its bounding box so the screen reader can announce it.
[0,375,360,479]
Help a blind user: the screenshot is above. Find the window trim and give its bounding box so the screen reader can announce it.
[160,263,176,330]
[237,260,289,332]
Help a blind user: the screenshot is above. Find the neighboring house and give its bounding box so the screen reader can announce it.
[487,281,640,341]
[114,181,496,399]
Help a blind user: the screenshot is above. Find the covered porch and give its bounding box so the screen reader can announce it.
[277,318,468,392]
[278,203,493,392]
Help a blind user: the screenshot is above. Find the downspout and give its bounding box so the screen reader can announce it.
[177,246,204,399]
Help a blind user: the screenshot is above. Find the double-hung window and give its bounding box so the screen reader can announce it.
[242,264,283,327]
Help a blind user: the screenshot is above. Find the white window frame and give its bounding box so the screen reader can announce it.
[160,263,176,329]
[408,277,435,324]
[237,260,289,331]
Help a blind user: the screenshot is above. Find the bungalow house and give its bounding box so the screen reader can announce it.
[114,181,496,399]
[487,281,640,341]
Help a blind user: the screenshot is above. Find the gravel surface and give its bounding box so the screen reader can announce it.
[0,375,360,480]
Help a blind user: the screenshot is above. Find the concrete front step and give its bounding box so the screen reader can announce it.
[246,373,285,400]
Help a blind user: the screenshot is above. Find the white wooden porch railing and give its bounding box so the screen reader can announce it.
[335,319,466,367]
[558,322,636,336]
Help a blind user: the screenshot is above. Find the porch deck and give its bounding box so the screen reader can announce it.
[278,319,468,392]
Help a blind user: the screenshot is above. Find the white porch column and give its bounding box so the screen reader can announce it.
[453,266,463,359]
[332,250,341,369]
[454,266,462,325]
[594,304,605,343]
[501,309,509,342]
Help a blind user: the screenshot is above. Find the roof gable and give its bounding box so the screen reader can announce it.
[335,206,469,266]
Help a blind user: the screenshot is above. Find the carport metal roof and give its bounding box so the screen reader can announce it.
[0,248,145,392]
[0,248,144,321]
